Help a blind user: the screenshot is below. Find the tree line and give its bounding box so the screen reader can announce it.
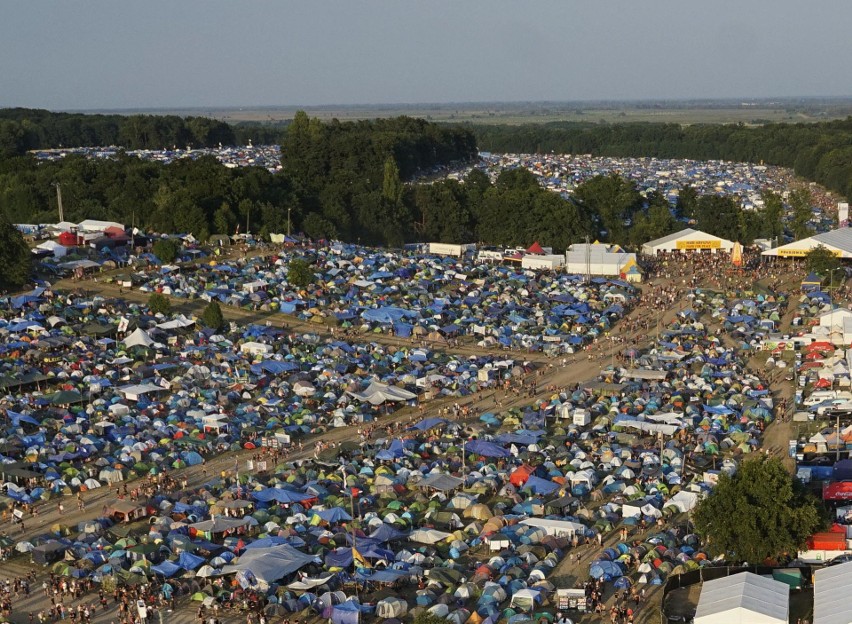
[0,112,477,247]
[0,109,828,258]
[469,119,852,203]
[0,108,247,157]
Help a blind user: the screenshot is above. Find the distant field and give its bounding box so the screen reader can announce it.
[85,100,852,127]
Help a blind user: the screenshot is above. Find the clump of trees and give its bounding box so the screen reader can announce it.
[0,213,31,291]
[692,456,826,564]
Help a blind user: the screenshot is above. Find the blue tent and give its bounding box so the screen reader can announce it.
[330,600,362,624]
[151,561,181,577]
[250,361,300,375]
[466,440,511,458]
[253,488,314,504]
[314,507,352,523]
[177,551,206,570]
[522,476,559,495]
[589,560,624,581]
[369,523,409,543]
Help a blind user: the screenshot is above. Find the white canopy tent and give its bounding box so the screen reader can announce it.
[123,328,154,348]
[348,381,416,405]
[814,560,852,624]
[694,572,788,624]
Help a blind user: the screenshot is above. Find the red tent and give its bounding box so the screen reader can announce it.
[526,242,545,255]
[58,232,81,246]
[509,465,535,487]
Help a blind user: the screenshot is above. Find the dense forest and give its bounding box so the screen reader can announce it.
[470,119,852,202]
[0,108,846,250]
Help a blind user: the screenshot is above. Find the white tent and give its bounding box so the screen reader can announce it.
[519,518,585,538]
[814,560,852,624]
[694,572,788,624]
[156,315,195,330]
[35,240,68,258]
[123,328,154,348]
[222,544,317,589]
[642,228,735,256]
[348,381,416,405]
[409,528,451,544]
[118,383,167,401]
[563,250,638,277]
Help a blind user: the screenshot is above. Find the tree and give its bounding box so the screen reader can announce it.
[675,185,698,220]
[573,174,642,245]
[805,245,842,280]
[287,258,314,289]
[760,191,784,240]
[152,238,179,263]
[382,157,404,206]
[0,212,32,291]
[695,195,741,240]
[692,456,826,564]
[789,188,813,240]
[200,301,225,331]
[147,292,172,316]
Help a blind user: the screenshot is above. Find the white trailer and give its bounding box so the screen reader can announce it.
[521,255,564,270]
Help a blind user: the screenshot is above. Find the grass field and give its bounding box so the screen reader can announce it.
[85,99,852,127]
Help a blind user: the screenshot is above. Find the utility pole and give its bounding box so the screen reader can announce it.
[287,207,292,238]
[584,235,591,284]
[131,211,136,250]
[52,182,64,223]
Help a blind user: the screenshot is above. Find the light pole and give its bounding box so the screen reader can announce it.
[830,267,843,291]
[340,463,360,599]
[287,207,292,238]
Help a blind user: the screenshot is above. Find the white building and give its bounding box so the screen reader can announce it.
[763,228,852,259]
[694,572,788,624]
[641,228,735,256]
[564,251,640,281]
[814,560,852,624]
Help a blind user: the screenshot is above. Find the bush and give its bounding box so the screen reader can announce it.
[152,238,179,263]
[201,301,225,331]
[148,292,172,315]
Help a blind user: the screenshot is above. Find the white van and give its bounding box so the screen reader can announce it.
[804,391,837,407]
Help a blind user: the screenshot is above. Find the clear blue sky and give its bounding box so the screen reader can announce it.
[3,0,851,110]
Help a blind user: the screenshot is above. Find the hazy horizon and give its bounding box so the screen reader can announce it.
[4,1,852,110]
